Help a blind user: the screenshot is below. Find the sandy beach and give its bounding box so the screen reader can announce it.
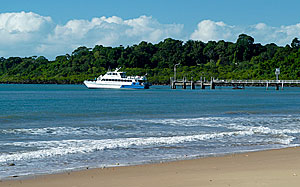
[1,147,300,187]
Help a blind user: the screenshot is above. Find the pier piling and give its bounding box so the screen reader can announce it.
[182,77,187,89]
[191,78,195,90]
[170,77,176,89]
[210,82,215,89]
[210,77,215,90]
[200,82,205,89]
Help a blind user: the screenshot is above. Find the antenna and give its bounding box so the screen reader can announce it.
[114,67,121,72]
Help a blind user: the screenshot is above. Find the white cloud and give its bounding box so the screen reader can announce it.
[45,15,184,57]
[0,11,52,33]
[0,12,184,59]
[0,11,53,43]
[0,11,53,57]
[190,20,300,46]
[0,11,300,60]
[190,20,238,42]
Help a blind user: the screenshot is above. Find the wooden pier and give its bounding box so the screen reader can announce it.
[170,77,300,90]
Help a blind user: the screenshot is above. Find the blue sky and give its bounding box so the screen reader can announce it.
[0,0,300,59]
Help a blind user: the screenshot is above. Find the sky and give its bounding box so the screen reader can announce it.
[0,0,300,59]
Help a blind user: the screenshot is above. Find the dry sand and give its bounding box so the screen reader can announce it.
[1,147,300,187]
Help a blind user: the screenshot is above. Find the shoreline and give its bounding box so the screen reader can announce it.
[0,145,292,181]
[2,147,300,187]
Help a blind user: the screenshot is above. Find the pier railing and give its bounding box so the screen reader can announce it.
[170,77,300,90]
[213,80,300,84]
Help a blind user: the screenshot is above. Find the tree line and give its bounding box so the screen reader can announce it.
[0,34,300,84]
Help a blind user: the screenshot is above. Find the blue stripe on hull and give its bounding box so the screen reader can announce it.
[121,85,145,89]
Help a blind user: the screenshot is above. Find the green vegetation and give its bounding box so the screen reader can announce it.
[1,34,300,84]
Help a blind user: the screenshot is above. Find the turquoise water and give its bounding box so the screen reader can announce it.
[1,84,300,179]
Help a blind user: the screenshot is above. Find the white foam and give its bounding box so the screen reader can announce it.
[140,117,229,127]
[3,116,300,136]
[141,117,298,145]
[1,116,299,163]
[141,116,299,141]
[0,126,107,136]
[0,129,255,163]
[227,124,298,137]
[140,116,300,129]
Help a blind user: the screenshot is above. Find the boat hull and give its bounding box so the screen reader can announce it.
[84,81,149,89]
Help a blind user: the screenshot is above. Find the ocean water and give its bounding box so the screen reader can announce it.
[1,84,300,179]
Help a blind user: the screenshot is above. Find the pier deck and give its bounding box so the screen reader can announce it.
[170,78,300,90]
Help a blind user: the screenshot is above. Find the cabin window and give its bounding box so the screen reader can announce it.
[120,73,126,78]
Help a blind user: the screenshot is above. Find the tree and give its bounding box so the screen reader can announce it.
[236,34,255,61]
[1,35,300,84]
[291,37,300,49]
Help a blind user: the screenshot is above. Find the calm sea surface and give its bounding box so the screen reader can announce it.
[1,84,300,179]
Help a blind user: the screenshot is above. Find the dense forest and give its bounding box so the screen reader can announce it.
[0,34,300,84]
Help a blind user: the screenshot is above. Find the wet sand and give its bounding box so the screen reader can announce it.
[2,147,300,187]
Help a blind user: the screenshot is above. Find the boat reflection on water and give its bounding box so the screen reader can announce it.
[232,85,245,89]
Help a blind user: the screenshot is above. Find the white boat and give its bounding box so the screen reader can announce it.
[83,67,151,89]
